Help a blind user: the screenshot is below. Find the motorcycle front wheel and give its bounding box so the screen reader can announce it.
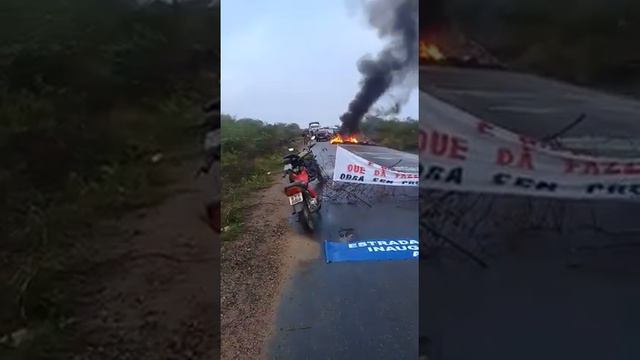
[299,202,315,233]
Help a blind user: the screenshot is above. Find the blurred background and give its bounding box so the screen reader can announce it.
[421,0,640,96]
[0,1,219,359]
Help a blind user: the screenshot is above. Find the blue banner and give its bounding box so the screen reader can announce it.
[324,239,419,263]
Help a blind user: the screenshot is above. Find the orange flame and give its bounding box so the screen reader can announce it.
[420,41,445,62]
[330,133,359,144]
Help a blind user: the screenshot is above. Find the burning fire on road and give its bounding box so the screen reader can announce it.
[330,133,360,144]
[420,41,445,62]
[419,29,504,69]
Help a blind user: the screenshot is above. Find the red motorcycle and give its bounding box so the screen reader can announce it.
[283,147,320,232]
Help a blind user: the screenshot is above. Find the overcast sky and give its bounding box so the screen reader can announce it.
[221,0,418,127]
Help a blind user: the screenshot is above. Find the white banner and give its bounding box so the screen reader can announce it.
[420,92,640,200]
[333,146,419,186]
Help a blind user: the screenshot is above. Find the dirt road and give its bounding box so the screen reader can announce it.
[69,158,220,360]
[220,174,319,359]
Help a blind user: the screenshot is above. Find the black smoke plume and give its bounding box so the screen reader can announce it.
[339,0,418,135]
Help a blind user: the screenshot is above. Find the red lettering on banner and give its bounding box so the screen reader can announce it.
[418,130,427,151]
[496,148,534,170]
[497,148,513,166]
[347,164,365,175]
[625,163,640,174]
[477,121,494,136]
[374,167,387,178]
[431,132,448,156]
[395,173,419,179]
[584,161,599,175]
[604,162,622,175]
[420,129,469,160]
[564,159,580,173]
[518,151,534,170]
[450,137,468,160]
[565,159,640,176]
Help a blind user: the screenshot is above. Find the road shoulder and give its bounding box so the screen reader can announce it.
[220,174,319,359]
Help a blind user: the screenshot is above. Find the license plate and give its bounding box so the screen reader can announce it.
[288,192,303,205]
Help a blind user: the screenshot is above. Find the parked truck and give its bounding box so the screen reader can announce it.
[308,122,320,135]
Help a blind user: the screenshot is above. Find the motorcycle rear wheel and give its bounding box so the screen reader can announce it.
[299,202,315,233]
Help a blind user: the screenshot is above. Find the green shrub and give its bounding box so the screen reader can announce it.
[220,116,300,241]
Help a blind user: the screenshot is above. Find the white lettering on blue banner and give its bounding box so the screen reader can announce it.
[324,239,419,263]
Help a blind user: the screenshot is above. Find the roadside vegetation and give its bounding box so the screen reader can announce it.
[445,0,640,95]
[220,115,301,241]
[362,116,419,153]
[0,1,218,358]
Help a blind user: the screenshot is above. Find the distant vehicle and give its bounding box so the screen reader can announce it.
[315,128,332,142]
[308,122,320,134]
